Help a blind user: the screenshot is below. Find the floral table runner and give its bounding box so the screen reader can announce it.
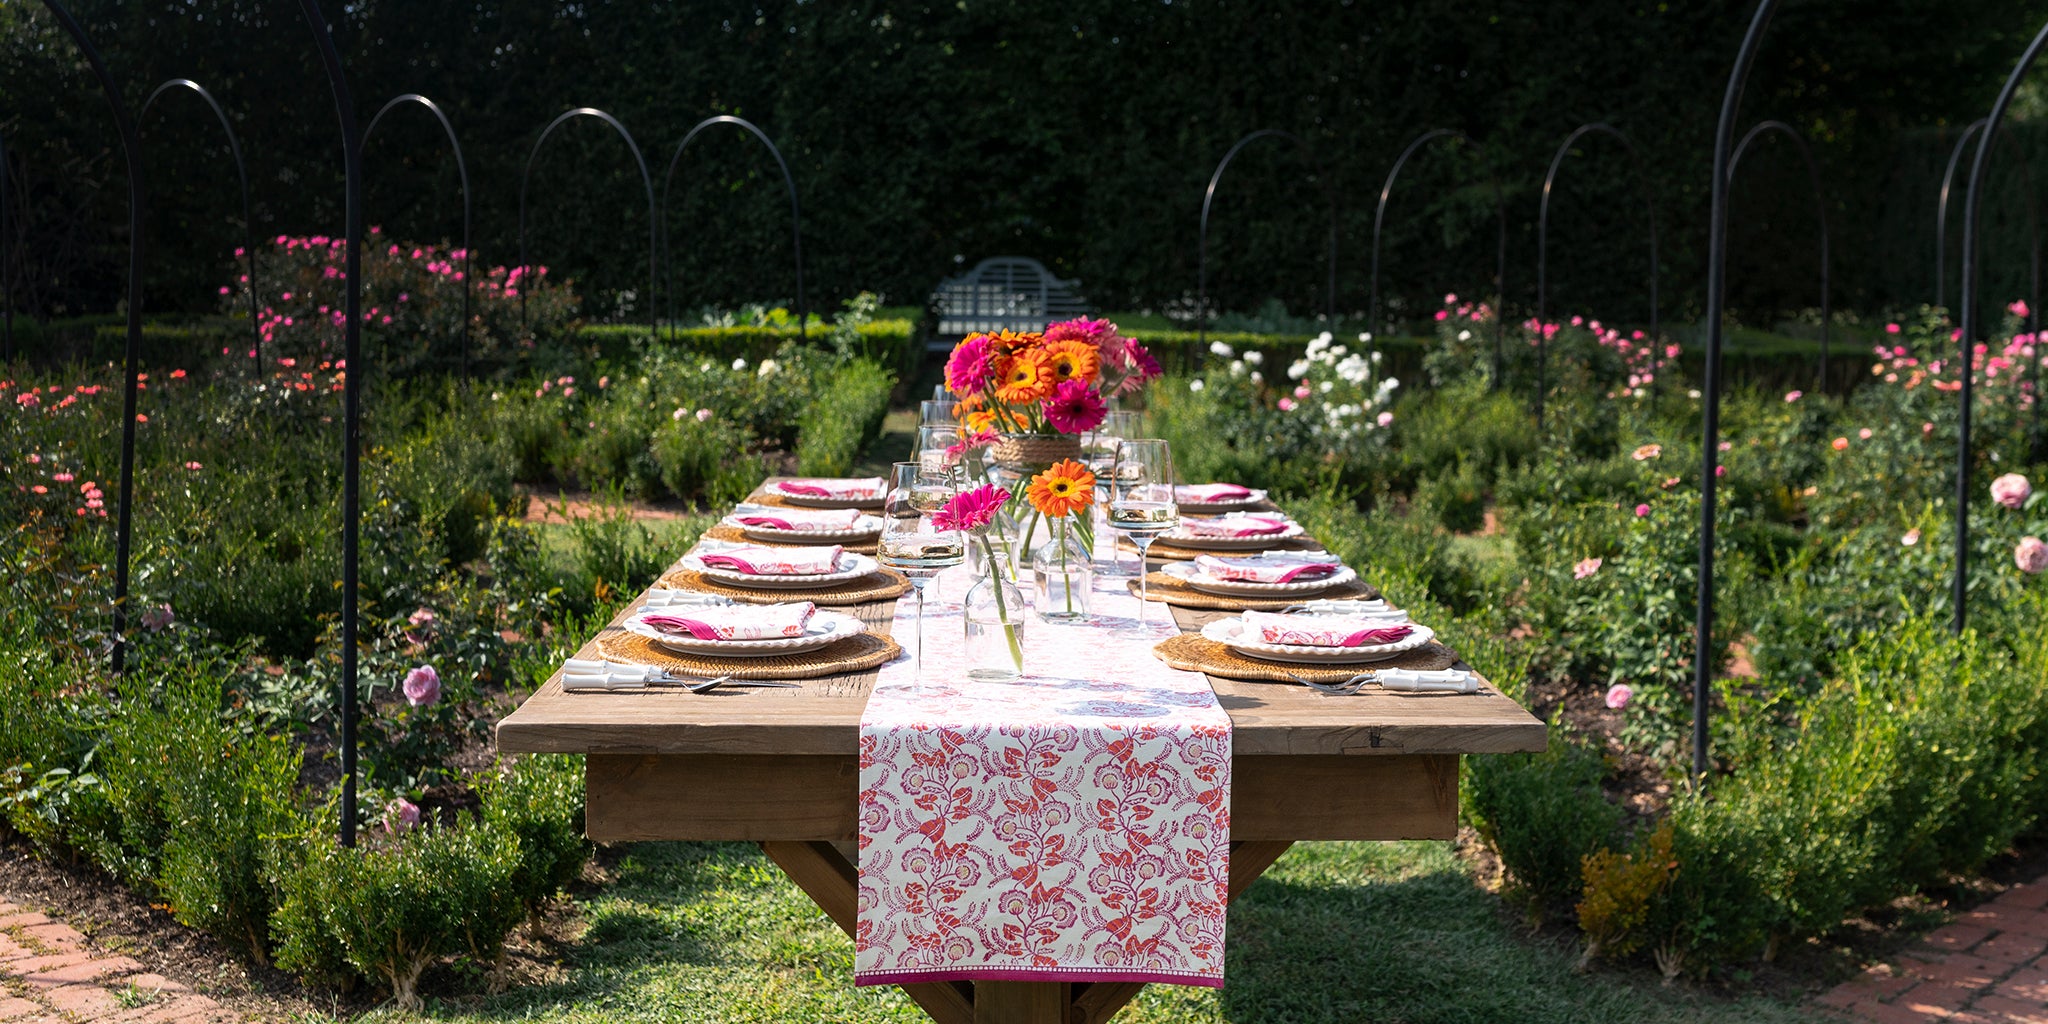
[855,567,1234,988]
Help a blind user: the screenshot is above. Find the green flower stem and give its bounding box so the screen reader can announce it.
[977,532,1024,672]
[1059,515,1075,615]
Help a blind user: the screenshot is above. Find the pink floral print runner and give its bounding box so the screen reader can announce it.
[855,568,1233,988]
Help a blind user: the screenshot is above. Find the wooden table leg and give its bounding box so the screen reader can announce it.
[971,981,1068,1024]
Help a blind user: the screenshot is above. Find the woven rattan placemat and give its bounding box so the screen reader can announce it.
[1127,572,1381,610]
[704,523,879,555]
[1121,535,1325,561]
[657,567,909,606]
[1152,631,1460,683]
[746,490,884,511]
[595,629,900,680]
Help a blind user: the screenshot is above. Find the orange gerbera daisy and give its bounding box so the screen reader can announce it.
[1027,459,1096,517]
[994,350,1055,405]
[991,329,1043,354]
[963,407,998,433]
[1043,339,1101,384]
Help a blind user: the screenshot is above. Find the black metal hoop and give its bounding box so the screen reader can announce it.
[1698,0,1783,787]
[518,108,657,333]
[1196,129,1338,346]
[1727,120,1832,388]
[294,0,366,847]
[661,115,805,343]
[1,131,10,362]
[140,79,260,375]
[1936,118,2040,336]
[1534,122,1660,426]
[1957,20,2048,635]
[38,1,145,674]
[364,94,472,374]
[1368,129,1508,385]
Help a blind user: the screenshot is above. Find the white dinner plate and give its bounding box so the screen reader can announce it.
[1175,487,1270,513]
[769,481,887,510]
[1155,521,1305,551]
[1200,616,1435,665]
[624,609,865,657]
[1162,559,1357,597]
[682,552,879,590]
[724,513,884,545]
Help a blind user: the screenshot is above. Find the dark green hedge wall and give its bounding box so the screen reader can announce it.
[1,1,2044,334]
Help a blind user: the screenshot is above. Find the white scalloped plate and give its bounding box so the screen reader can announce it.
[682,552,879,590]
[625,609,865,657]
[1174,487,1270,513]
[1200,617,1435,665]
[1155,521,1305,551]
[724,514,883,545]
[1162,559,1357,597]
[769,481,887,510]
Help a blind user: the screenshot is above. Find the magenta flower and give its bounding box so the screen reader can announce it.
[2018,537,2048,575]
[932,484,1011,533]
[1573,557,1602,580]
[1043,378,1107,434]
[1605,684,1633,709]
[944,429,999,462]
[946,333,996,394]
[2013,299,2032,318]
[402,665,441,707]
[1991,473,2032,510]
[1784,390,1802,403]
[1634,504,1651,518]
[1123,343,1162,387]
[384,798,421,834]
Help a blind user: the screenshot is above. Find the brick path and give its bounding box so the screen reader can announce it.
[0,903,232,1023]
[1820,881,2048,1023]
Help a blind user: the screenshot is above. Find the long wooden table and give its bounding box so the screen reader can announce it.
[496,495,1546,1024]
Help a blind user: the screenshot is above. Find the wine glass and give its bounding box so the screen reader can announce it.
[919,399,959,427]
[913,425,965,486]
[1086,410,1145,576]
[878,463,965,687]
[1108,439,1179,635]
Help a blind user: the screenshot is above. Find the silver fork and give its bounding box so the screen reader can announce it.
[1284,669,1376,695]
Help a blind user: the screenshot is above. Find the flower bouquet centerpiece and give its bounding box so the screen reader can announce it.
[935,483,1026,680]
[944,318,1162,472]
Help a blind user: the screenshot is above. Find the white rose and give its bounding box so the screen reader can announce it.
[1188,379,1206,393]
[757,359,780,377]
[732,357,748,371]
[1457,330,1472,342]
[1319,380,1335,393]
[1288,360,1311,380]
[1209,341,1234,357]
[1243,350,1264,365]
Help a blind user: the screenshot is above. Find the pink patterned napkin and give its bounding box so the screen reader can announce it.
[639,602,816,640]
[697,544,845,576]
[1239,610,1411,648]
[1192,553,1341,583]
[1176,483,1255,503]
[780,476,886,500]
[856,568,1232,989]
[1178,513,1290,538]
[729,508,868,531]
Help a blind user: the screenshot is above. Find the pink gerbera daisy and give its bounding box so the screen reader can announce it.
[946,334,997,394]
[932,484,1010,532]
[1117,343,1162,394]
[1043,378,1107,434]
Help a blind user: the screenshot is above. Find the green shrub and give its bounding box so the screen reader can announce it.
[795,358,894,476]
[478,755,589,926]
[1465,723,1623,925]
[1416,459,1488,533]
[651,413,761,505]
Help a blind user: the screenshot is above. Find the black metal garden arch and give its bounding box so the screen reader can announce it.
[1727,119,1832,389]
[1196,129,1337,347]
[1368,129,1508,386]
[661,115,805,342]
[1534,122,1660,427]
[518,108,658,333]
[364,93,472,374]
[1,131,11,362]
[37,0,145,673]
[1936,118,2040,337]
[140,78,260,374]
[1956,21,2048,635]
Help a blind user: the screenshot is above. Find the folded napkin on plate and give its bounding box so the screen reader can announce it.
[780,476,885,500]
[1179,513,1291,538]
[1177,483,1255,503]
[730,507,869,531]
[1241,610,1413,648]
[641,602,817,640]
[698,544,845,575]
[1193,552,1341,583]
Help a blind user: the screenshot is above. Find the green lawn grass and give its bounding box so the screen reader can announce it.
[379,840,1823,1023]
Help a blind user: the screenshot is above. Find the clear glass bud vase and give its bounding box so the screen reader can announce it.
[1030,516,1094,623]
[963,572,1028,681]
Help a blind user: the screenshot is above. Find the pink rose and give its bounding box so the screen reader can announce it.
[1377,411,1395,428]
[1991,473,2031,510]
[402,665,441,707]
[2013,299,2032,319]
[384,798,421,834]
[1605,684,1633,709]
[1634,504,1651,518]
[1902,528,1921,547]
[1832,437,1849,451]
[1573,557,1602,580]
[1277,397,1297,412]
[2019,537,2048,575]
[1293,385,1312,400]
[695,408,713,422]
[139,604,175,632]
[1784,390,1802,403]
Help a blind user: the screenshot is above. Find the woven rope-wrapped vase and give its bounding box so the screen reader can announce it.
[989,432,1083,472]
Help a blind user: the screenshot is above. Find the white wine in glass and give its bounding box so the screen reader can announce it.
[1107,439,1178,635]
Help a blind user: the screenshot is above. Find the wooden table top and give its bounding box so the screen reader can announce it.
[497,488,1545,761]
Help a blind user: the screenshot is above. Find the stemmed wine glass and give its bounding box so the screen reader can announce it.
[1086,411,1145,576]
[877,462,964,685]
[919,399,959,427]
[1107,439,1178,635]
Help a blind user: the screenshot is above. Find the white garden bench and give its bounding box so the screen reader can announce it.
[928,256,1090,350]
